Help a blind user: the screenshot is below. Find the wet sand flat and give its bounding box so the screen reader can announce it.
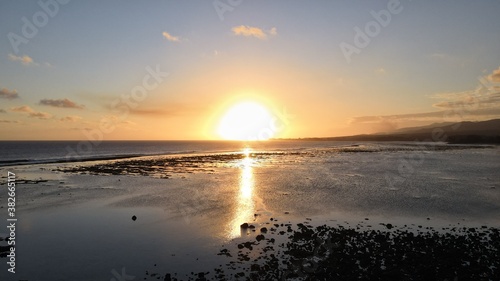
[0,144,499,280]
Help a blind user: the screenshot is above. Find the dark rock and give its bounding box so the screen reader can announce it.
[197,272,206,280]
[243,242,254,250]
[132,215,137,221]
[240,223,249,228]
[166,219,500,280]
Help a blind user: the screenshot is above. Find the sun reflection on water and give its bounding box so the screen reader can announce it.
[228,149,256,238]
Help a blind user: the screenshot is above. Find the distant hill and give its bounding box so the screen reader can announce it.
[302,119,500,144]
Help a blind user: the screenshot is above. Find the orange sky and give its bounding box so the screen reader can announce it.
[1,1,499,140]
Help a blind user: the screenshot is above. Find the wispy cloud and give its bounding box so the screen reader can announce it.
[430,53,451,60]
[351,67,500,129]
[129,107,181,116]
[352,103,500,126]
[8,54,38,66]
[30,112,52,119]
[120,120,136,127]
[231,25,277,39]
[431,67,500,110]
[432,91,500,110]
[350,111,454,124]
[0,88,19,99]
[0,120,21,124]
[10,105,52,119]
[60,115,82,122]
[429,52,470,67]
[113,103,202,117]
[162,31,180,42]
[39,98,85,109]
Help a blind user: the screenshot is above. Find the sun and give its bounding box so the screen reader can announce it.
[217,101,275,141]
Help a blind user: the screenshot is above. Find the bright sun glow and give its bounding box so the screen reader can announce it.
[217,101,275,141]
[243,147,251,157]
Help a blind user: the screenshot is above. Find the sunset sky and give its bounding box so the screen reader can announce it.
[1,1,499,140]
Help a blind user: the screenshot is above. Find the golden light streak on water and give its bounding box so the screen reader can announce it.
[227,149,255,238]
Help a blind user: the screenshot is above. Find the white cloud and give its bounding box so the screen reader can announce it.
[488,67,500,83]
[162,31,180,42]
[8,54,38,66]
[232,25,277,39]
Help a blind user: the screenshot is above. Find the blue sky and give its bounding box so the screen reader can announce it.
[1,0,499,140]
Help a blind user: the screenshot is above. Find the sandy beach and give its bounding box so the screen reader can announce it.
[0,143,499,280]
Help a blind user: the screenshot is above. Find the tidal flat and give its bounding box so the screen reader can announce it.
[0,143,499,280]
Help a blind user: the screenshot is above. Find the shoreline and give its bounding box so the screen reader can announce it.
[1,140,496,168]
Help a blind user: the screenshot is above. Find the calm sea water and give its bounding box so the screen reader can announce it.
[0,140,356,166]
